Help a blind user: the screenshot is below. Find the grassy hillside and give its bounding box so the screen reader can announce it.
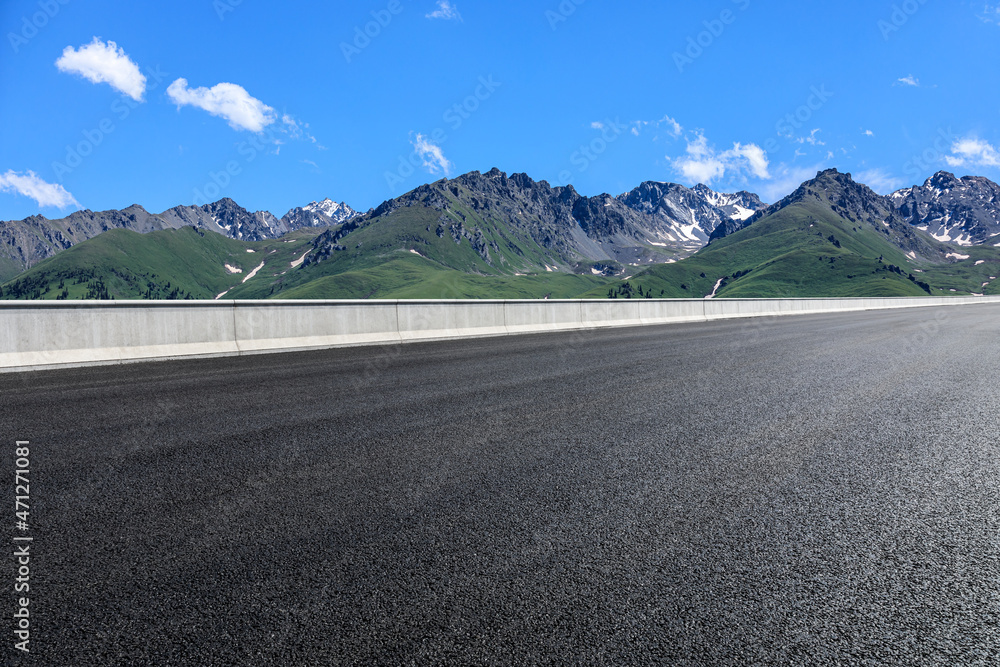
[583,186,1000,299]
[0,224,612,301]
[223,184,618,299]
[0,227,320,300]
[7,169,1000,301]
[256,192,571,292]
[914,246,1000,296]
[0,256,23,285]
[263,254,612,300]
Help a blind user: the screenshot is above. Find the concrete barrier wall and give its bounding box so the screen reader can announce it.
[582,300,643,329]
[3,296,1000,373]
[0,301,238,370]
[398,301,507,342]
[504,300,582,334]
[234,301,400,353]
[639,300,706,325]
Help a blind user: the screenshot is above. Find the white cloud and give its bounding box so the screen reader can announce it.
[412,133,452,175]
[282,114,317,143]
[55,38,146,101]
[426,1,461,20]
[857,168,905,194]
[671,133,770,185]
[897,75,920,87]
[944,137,1000,168]
[590,121,605,130]
[736,143,770,179]
[979,3,1000,24]
[0,170,79,209]
[166,79,277,132]
[632,115,683,139]
[660,115,683,138]
[674,134,725,183]
[864,129,875,137]
[797,129,826,146]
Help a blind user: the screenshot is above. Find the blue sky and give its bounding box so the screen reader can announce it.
[1,0,999,222]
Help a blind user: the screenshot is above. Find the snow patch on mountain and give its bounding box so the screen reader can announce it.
[301,199,359,224]
[615,181,767,254]
[892,171,1000,245]
[242,261,265,283]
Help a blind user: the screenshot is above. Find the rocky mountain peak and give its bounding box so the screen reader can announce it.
[620,180,767,247]
[926,171,959,190]
[310,170,770,271]
[892,172,1000,245]
[708,167,946,260]
[297,199,359,226]
[712,168,891,242]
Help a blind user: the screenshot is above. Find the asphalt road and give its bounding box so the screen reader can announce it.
[3,305,1000,666]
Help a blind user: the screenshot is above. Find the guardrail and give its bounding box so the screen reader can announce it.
[1,296,998,373]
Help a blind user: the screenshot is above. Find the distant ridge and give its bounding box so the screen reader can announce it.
[5,167,1000,299]
[307,168,769,276]
[891,171,1000,246]
[0,197,362,282]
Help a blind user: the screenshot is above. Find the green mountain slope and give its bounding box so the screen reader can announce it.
[0,226,320,300]
[913,246,1000,296]
[268,255,612,300]
[583,170,1000,299]
[7,168,1000,301]
[224,174,627,299]
[0,222,611,301]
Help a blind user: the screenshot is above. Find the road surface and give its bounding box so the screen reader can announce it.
[3,304,999,665]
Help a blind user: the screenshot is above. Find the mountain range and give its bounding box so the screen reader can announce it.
[0,197,360,282]
[3,169,1000,301]
[305,169,770,279]
[0,176,765,283]
[602,168,980,301]
[891,171,1000,246]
